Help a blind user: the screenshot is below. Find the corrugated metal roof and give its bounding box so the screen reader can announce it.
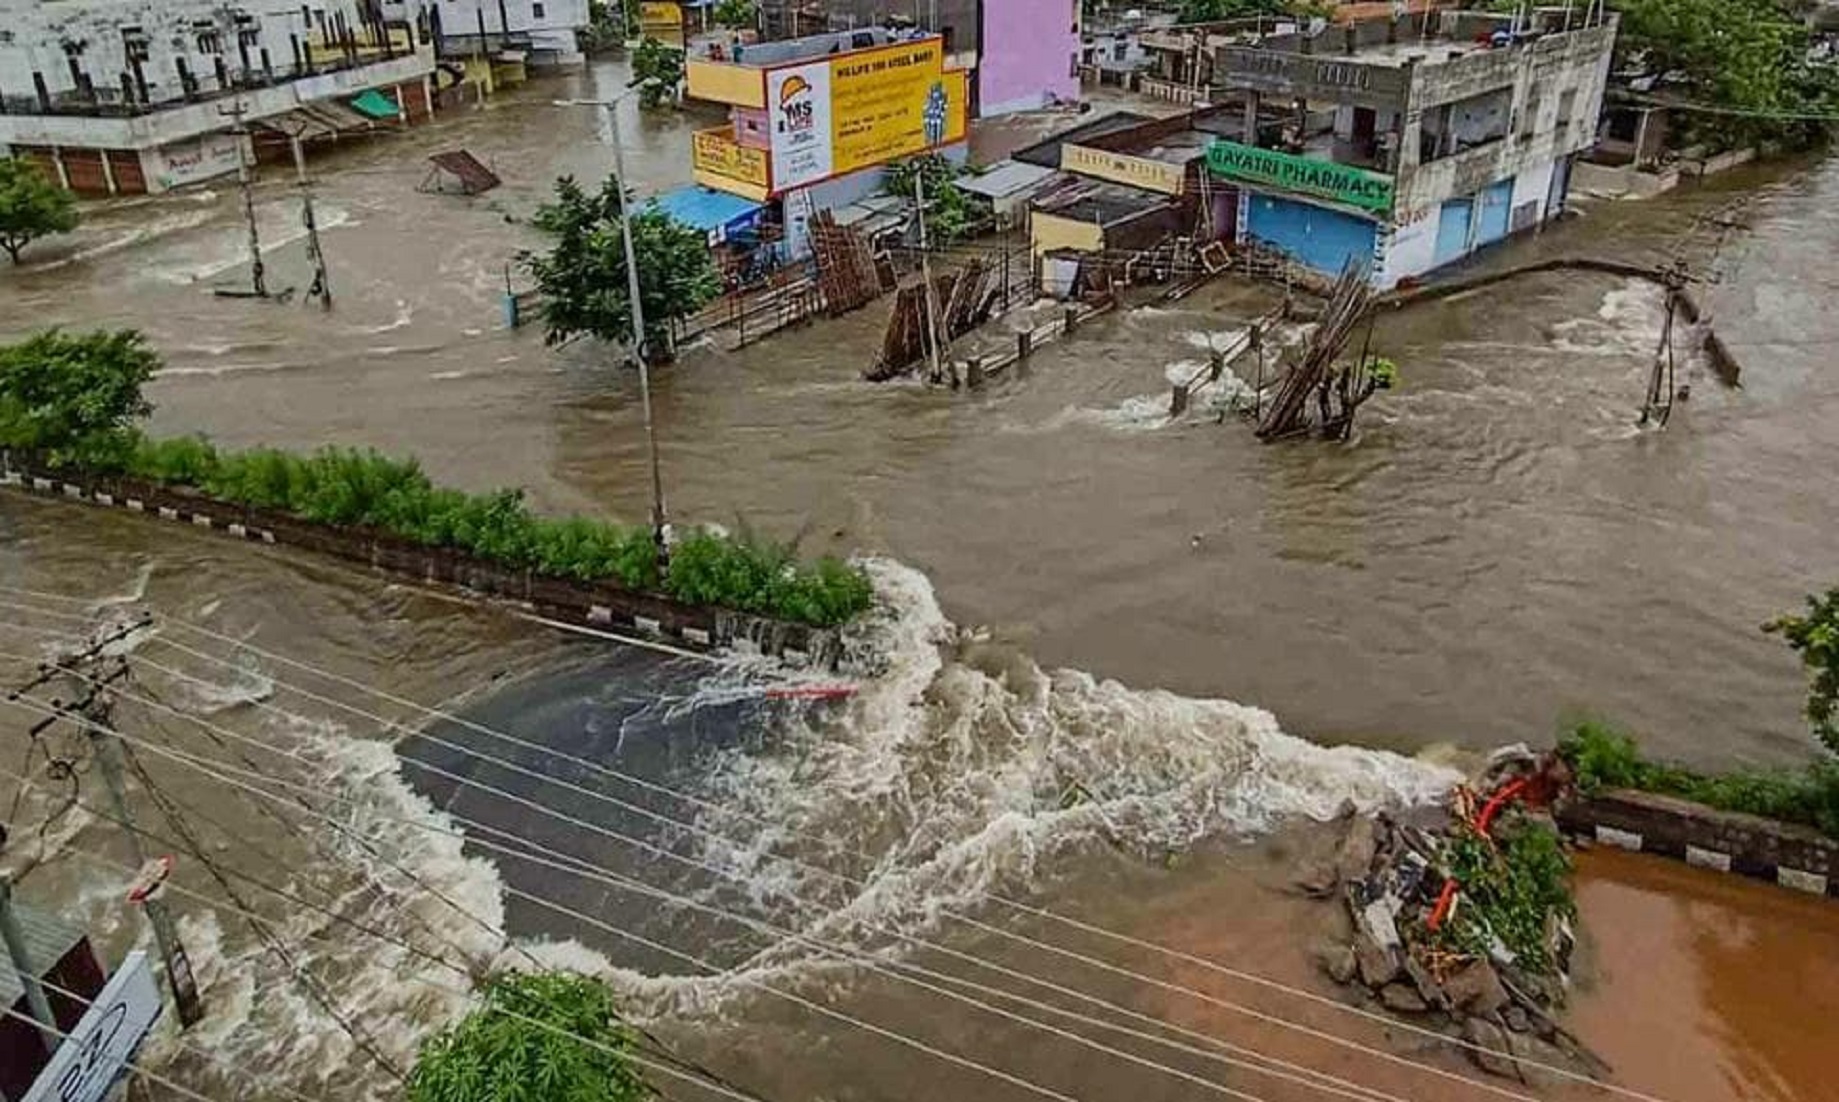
[958,161,1058,200]
[0,896,87,1006]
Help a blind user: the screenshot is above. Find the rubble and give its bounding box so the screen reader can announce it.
[1307,749,1608,1082]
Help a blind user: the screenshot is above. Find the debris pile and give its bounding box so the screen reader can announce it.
[1300,748,1608,1085]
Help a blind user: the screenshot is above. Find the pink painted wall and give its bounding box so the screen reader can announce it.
[979,0,1081,116]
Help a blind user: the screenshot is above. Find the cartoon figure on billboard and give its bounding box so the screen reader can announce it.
[923,80,949,147]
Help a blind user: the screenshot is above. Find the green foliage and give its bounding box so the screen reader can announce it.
[1367,357,1399,390]
[579,0,628,52]
[524,176,721,357]
[1433,817,1576,977]
[1765,587,1839,755]
[0,157,78,264]
[631,37,685,108]
[1610,0,1839,151]
[712,0,757,28]
[408,971,651,1102]
[0,329,157,456]
[1559,721,1839,838]
[663,531,872,626]
[884,155,980,244]
[1179,0,1289,22]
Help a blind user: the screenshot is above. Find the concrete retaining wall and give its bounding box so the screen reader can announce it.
[1558,789,1837,899]
[1,459,840,667]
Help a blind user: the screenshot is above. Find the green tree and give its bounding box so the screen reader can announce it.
[407,971,651,1102]
[1611,0,1839,150]
[713,0,757,28]
[630,36,685,108]
[523,175,721,360]
[1766,588,1839,755]
[0,157,79,265]
[0,329,157,455]
[885,154,980,243]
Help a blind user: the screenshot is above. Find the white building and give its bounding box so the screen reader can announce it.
[378,0,587,66]
[0,0,435,194]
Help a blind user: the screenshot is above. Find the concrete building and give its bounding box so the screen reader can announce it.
[0,0,435,194]
[378,0,588,65]
[1205,8,1616,287]
[685,26,969,257]
[766,0,1080,116]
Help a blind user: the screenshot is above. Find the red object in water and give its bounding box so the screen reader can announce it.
[1427,877,1460,933]
[764,685,857,701]
[127,855,174,903]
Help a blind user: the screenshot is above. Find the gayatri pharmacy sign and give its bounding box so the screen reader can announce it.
[1205,140,1394,214]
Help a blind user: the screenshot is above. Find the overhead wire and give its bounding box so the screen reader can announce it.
[0,693,1105,1102]
[0,590,1648,1102]
[6,620,1429,1102]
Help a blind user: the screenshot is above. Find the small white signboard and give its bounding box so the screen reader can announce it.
[23,951,163,1102]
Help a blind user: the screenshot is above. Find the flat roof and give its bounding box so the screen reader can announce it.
[1013,111,1159,168]
[958,160,1058,199]
[1035,181,1174,226]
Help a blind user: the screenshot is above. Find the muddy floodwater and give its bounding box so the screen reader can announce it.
[3,58,1838,1102]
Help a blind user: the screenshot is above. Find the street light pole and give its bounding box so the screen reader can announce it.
[557,94,670,560]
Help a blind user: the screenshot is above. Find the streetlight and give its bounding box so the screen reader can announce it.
[554,92,670,562]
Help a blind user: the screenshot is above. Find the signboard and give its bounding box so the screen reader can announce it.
[766,38,969,194]
[149,135,244,191]
[767,61,834,191]
[693,129,771,195]
[1217,46,1409,108]
[1205,140,1394,213]
[23,951,162,1102]
[1060,144,1186,195]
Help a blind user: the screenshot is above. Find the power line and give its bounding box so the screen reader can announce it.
[1,594,1645,1102]
[6,621,1413,1102]
[0,692,1099,1102]
[0,796,774,1102]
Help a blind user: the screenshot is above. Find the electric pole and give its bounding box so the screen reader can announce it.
[220,98,268,297]
[289,127,332,309]
[0,875,60,1054]
[12,634,205,1029]
[912,168,947,385]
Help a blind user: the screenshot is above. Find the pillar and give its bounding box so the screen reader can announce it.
[1242,91,1259,143]
[99,149,119,195]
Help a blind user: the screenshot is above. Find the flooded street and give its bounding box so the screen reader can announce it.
[4,57,1839,1102]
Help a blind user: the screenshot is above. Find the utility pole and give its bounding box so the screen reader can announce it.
[220,98,267,297]
[575,95,671,561]
[0,875,60,1054]
[912,168,946,385]
[290,128,332,309]
[17,641,205,1029]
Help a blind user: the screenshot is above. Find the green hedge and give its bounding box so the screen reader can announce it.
[1559,721,1839,839]
[47,432,872,628]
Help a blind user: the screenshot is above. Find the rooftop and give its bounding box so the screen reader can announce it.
[1013,111,1159,169]
[700,25,915,68]
[1035,181,1176,226]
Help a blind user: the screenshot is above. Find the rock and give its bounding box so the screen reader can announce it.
[1505,1026,1576,1091]
[1404,955,1449,1011]
[1335,816,1380,882]
[1316,942,1359,986]
[1354,931,1401,988]
[1357,896,1403,951]
[1503,1006,1531,1033]
[1463,1016,1521,1080]
[1380,983,1428,1013]
[1445,960,1511,1018]
[1291,859,1339,898]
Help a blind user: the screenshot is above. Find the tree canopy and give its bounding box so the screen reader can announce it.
[408,971,651,1102]
[0,329,156,453]
[1767,588,1839,756]
[0,157,79,265]
[1611,0,1839,150]
[1179,0,1289,22]
[631,37,686,107]
[523,175,720,358]
[713,0,757,29]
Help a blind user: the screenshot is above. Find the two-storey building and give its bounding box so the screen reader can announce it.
[1204,8,1616,287]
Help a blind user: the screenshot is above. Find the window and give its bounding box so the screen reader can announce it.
[1518,91,1538,138]
[532,1,545,18]
[1556,89,1578,128]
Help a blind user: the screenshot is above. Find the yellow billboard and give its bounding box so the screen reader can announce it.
[693,129,772,200]
[766,37,969,192]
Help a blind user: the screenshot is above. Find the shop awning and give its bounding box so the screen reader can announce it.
[349,88,402,120]
[253,99,377,141]
[648,185,764,244]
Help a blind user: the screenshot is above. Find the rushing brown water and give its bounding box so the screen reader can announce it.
[4,57,1839,1102]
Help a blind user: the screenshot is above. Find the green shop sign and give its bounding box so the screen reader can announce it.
[1205,140,1393,214]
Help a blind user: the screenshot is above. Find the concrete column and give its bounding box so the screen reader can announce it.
[1242,91,1259,143]
[99,149,118,195]
[49,145,69,189]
